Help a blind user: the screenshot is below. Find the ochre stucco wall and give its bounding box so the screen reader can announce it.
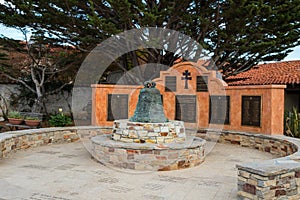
[91,62,286,135]
[225,85,286,134]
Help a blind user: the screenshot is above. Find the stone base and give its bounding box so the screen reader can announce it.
[90,134,205,171]
[112,119,186,144]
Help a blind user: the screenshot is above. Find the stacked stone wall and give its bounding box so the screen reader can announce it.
[91,135,205,171]
[196,129,300,200]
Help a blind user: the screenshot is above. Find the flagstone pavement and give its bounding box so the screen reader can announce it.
[0,141,275,200]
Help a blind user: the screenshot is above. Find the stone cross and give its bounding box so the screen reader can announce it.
[181,70,192,89]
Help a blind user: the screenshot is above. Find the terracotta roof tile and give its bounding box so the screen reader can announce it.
[226,60,300,86]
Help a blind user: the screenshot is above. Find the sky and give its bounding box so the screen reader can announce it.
[0,24,299,61]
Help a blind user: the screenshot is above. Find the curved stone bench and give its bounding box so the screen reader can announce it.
[196,130,300,199]
[0,126,111,159]
[1,127,300,199]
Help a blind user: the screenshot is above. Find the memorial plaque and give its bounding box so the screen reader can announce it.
[209,95,230,124]
[175,95,196,123]
[165,76,177,92]
[242,96,261,127]
[107,94,128,121]
[196,76,208,92]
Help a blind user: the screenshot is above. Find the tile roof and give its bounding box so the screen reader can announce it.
[226,60,300,86]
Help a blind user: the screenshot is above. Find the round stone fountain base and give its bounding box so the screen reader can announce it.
[90,134,206,171]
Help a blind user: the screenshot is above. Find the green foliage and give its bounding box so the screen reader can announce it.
[285,107,300,138]
[49,112,73,127]
[8,111,23,119]
[25,116,40,120]
[0,0,300,78]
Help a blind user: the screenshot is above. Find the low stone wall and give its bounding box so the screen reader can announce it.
[0,126,109,159]
[196,129,300,200]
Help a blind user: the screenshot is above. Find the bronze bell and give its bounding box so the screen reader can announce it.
[130,81,168,123]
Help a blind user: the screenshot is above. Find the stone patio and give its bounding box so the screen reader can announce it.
[0,141,275,200]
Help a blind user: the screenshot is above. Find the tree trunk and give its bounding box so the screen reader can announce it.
[31,96,43,113]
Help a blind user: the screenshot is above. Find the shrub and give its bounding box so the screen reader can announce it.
[285,107,300,137]
[25,116,40,121]
[49,109,73,127]
[7,111,23,119]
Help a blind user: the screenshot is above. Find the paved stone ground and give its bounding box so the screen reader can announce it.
[0,141,275,200]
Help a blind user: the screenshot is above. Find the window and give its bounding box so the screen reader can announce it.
[107,94,128,121]
[209,96,230,124]
[242,96,261,127]
[196,76,208,92]
[165,76,177,92]
[175,95,196,123]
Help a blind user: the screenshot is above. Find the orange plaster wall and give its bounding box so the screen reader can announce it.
[91,62,286,135]
[270,87,286,134]
[224,85,286,134]
[91,84,142,126]
[153,62,227,130]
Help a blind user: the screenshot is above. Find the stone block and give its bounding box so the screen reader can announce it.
[156,137,164,144]
[243,183,256,195]
[127,154,134,160]
[129,131,139,139]
[164,138,174,143]
[257,179,276,187]
[174,137,185,143]
[141,150,153,154]
[287,188,298,196]
[256,188,275,199]
[239,170,251,178]
[145,139,156,144]
[112,134,121,141]
[143,124,154,131]
[289,195,300,200]
[296,178,300,186]
[160,127,169,132]
[237,191,258,200]
[281,172,295,179]
[251,174,269,181]
[137,130,148,137]
[160,132,168,137]
[119,137,133,143]
[134,126,143,130]
[248,179,258,186]
[148,132,159,137]
[153,127,160,132]
[122,129,129,136]
[275,189,286,197]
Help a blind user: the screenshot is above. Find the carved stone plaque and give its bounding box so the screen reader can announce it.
[209,96,230,124]
[175,95,196,123]
[165,76,177,92]
[196,76,208,92]
[242,96,261,127]
[107,94,128,121]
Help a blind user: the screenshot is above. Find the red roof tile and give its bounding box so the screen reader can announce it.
[226,60,300,86]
